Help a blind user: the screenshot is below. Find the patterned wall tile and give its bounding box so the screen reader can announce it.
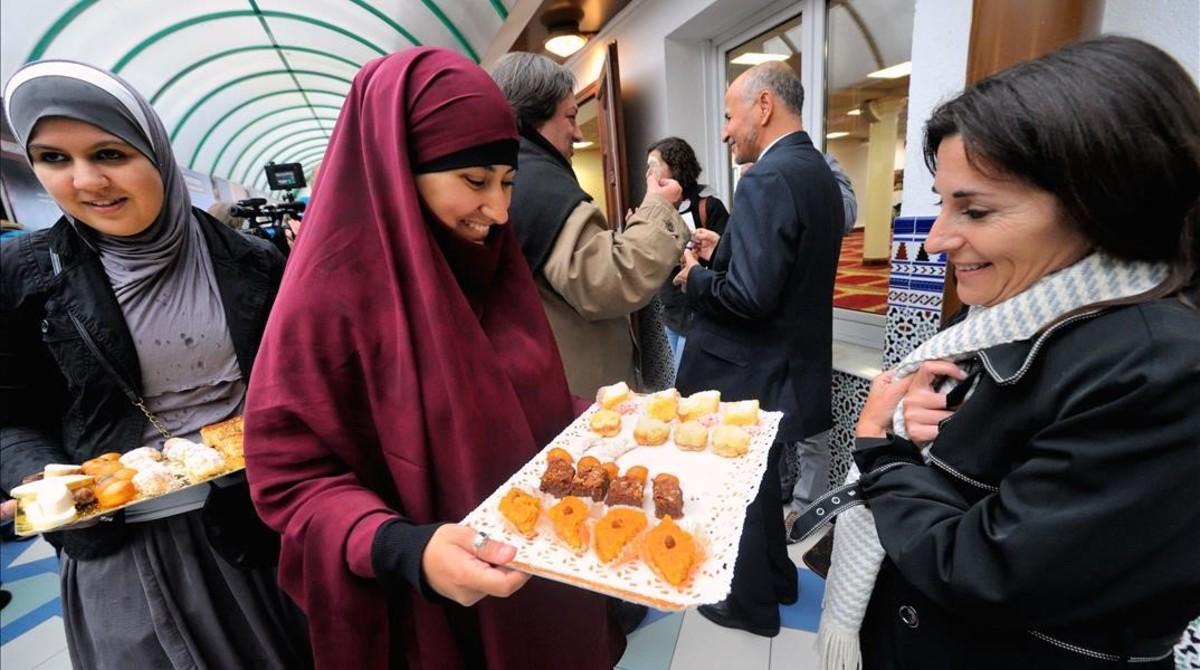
[828,371,871,488]
[884,305,942,369]
[889,216,945,313]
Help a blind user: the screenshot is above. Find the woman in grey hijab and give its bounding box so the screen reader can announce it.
[0,61,309,669]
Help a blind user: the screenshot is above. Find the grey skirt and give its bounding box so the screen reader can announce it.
[60,510,310,670]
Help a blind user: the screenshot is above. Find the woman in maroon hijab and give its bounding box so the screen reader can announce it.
[243,48,624,669]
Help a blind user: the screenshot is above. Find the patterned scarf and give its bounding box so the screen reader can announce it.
[817,252,1170,670]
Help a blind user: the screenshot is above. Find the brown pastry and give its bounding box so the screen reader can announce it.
[498,488,541,538]
[588,409,622,437]
[547,447,573,464]
[633,417,671,446]
[673,420,709,451]
[594,507,647,563]
[539,457,575,498]
[570,456,611,501]
[72,486,97,509]
[549,496,590,553]
[643,516,699,586]
[652,473,684,519]
[200,415,245,464]
[604,468,646,508]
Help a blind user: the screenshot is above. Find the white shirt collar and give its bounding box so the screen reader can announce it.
[757,130,800,162]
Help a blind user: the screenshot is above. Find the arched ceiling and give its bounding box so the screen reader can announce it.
[1,0,516,192]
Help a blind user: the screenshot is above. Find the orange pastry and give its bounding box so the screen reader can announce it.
[673,420,709,451]
[547,447,573,464]
[549,496,590,553]
[96,479,137,508]
[594,507,647,563]
[112,468,139,481]
[625,466,648,482]
[712,425,750,458]
[601,462,619,480]
[633,417,670,446]
[83,459,123,479]
[643,517,699,586]
[498,487,542,538]
[645,389,679,422]
[588,409,622,437]
[97,452,121,461]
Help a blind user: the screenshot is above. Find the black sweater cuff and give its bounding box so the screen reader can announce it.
[853,434,923,474]
[370,519,449,603]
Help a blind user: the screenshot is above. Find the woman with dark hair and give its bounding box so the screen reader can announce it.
[807,36,1200,669]
[646,136,729,369]
[0,61,307,668]
[242,48,623,669]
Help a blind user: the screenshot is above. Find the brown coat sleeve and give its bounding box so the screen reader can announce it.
[541,193,687,321]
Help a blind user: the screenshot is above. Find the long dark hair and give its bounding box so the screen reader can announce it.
[648,136,703,197]
[924,35,1200,306]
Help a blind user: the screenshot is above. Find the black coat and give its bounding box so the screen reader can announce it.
[658,193,729,333]
[854,299,1200,669]
[677,131,844,441]
[0,210,284,557]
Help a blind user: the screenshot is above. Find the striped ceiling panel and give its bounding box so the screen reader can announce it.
[1,0,515,193]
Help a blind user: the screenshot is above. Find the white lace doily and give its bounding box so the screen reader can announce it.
[462,395,782,610]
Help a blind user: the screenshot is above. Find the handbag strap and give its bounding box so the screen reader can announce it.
[49,249,173,440]
[698,196,709,229]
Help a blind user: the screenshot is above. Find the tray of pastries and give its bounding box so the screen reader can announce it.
[461,383,781,611]
[13,416,246,536]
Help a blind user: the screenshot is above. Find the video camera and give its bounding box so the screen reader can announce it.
[229,197,305,256]
[228,162,309,256]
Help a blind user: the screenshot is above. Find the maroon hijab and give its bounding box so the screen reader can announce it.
[244,48,620,669]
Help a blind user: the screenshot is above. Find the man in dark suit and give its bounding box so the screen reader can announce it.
[674,61,844,636]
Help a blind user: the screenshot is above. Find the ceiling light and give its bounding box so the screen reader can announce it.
[826,131,850,139]
[543,4,588,58]
[867,61,912,79]
[730,52,790,66]
[847,108,861,116]
[573,141,594,149]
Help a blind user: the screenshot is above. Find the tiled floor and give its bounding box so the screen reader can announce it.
[1,527,827,670]
[617,538,825,670]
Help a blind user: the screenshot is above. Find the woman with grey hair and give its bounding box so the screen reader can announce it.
[0,61,309,668]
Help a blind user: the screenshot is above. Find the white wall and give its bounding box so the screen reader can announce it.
[1102,0,1200,83]
[897,0,973,219]
[560,0,796,205]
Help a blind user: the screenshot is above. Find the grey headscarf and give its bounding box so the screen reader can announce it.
[4,60,244,444]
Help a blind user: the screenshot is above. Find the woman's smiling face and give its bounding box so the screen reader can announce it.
[27,117,163,237]
[926,136,1092,306]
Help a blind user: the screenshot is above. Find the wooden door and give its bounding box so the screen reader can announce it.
[594,41,629,229]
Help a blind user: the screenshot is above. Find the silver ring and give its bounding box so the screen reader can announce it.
[472,530,489,552]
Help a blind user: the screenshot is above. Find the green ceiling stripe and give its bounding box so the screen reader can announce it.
[228,118,338,181]
[188,88,346,168]
[150,45,359,104]
[422,0,480,62]
[209,104,341,175]
[489,0,509,20]
[111,10,388,74]
[348,0,422,48]
[27,0,99,61]
[239,131,330,183]
[169,69,351,143]
[249,1,331,154]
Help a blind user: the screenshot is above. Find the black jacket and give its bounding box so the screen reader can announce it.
[854,299,1200,669]
[1,210,284,557]
[676,132,844,441]
[658,193,729,333]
